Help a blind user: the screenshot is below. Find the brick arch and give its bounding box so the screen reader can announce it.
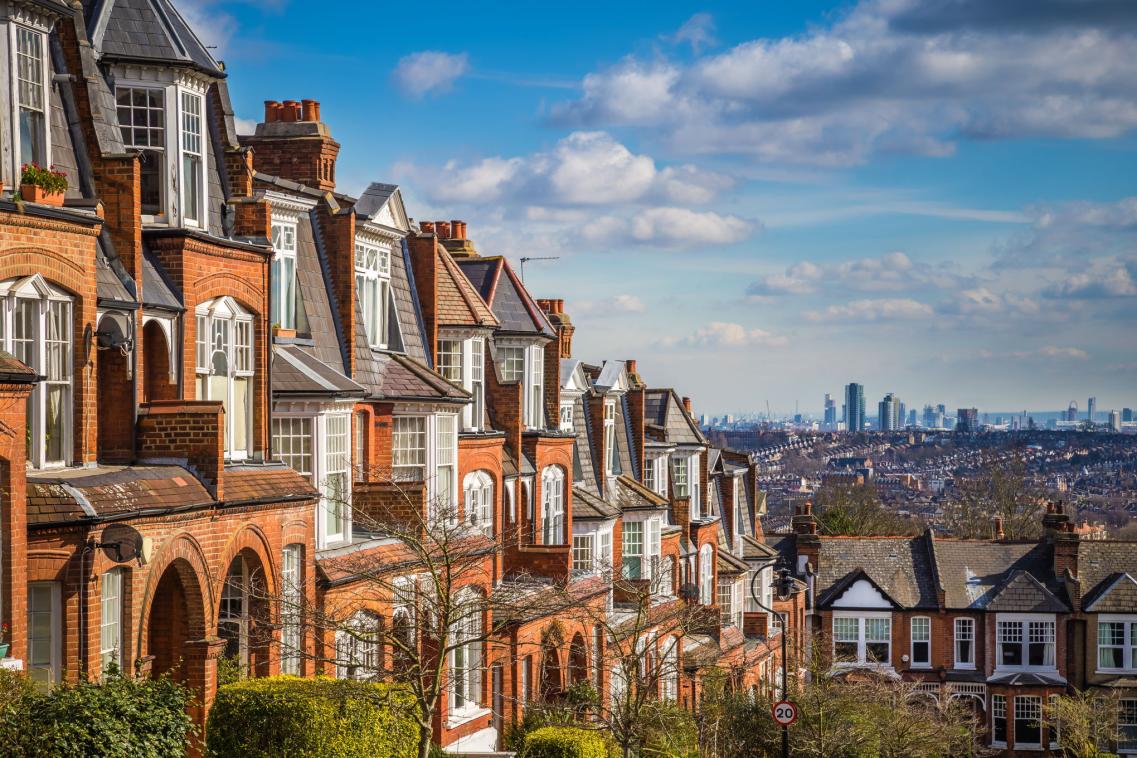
[138,534,214,656]
[0,247,89,298]
[194,273,264,316]
[214,524,279,600]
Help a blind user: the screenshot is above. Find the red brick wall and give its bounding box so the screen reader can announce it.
[136,400,225,498]
[0,381,34,662]
[406,234,439,362]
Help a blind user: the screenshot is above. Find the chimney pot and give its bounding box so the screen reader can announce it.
[436,221,451,238]
[682,396,693,415]
[301,99,319,122]
[994,516,1005,540]
[554,299,564,314]
[264,100,281,123]
[625,359,637,374]
[420,221,435,234]
[804,500,812,515]
[450,220,465,240]
[281,100,298,122]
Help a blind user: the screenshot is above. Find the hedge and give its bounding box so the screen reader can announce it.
[520,726,608,758]
[206,676,417,758]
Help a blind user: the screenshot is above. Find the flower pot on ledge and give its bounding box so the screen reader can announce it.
[20,183,64,207]
[273,326,296,339]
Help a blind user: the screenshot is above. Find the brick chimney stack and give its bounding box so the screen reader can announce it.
[682,396,693,417]
[240,98,341,192]
[537,299,574,359]
[433,219,478,257]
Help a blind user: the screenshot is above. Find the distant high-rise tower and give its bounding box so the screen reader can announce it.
[1088,397,1097,422]
[907,409,917,427]
[898,402,907,428]
[1124,408,1134,423]
[1109,410,1122,433]
[878,393,901,431]
[845,383,865,432]
[824,394,837,427]
[1067,401,1078,422]
[956,407,979,434]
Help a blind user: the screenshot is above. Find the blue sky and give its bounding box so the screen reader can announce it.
[187,0,1137,416]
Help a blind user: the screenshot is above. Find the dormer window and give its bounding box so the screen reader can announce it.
[195,297,254,460]
[0,276,72,468]
[603,400,616,475]
[180,92,204,226]
[438,337,485,432]
[271,221,305,331]
[559,402,573,432]
[497,344,544,429]
[354,241,390,348]
[116,87,165,216]
[16,26,48,167]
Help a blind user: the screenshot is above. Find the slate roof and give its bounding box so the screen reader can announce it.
[365,353,469,402]
[354,183,397,220]
[26,465,212,524]
[392,239,428,362]
[454,257,554,337]
[1083,573,1137,613]
[932,540,1057,610]
[0,351,37,382]
[815,535,939,609]
[572,486,620,521]
[141,252,180,310]
[613,475,667,512]
[1078,541,1137,606]
[294,212,348,374]
[272,346,367,397]
[86,0,225,77]
[96,245,135,304]
[644,389,706,446]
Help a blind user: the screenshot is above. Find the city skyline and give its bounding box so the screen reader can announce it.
[191,0,1135,413]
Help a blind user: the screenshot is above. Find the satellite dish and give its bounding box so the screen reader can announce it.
[95,311,133,350]
[97,524,149,564]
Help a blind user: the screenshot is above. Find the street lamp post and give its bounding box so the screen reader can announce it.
[749,560,797,758]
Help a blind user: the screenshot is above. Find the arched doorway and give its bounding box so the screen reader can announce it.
[218,551,271,679]
[142,319,176,403]
[96,312,133,463]
[540,639,562,700]
[568,634,587,685]
[148,559,206,683]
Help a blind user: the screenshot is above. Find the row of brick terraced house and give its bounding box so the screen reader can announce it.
[0,0,797,752]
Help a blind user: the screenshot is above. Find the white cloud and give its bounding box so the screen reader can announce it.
[980,346,1090,361]
[549,0,1137,165]
[393,51,470,98]
[804,298,935,322]
[941,287,1041,317]
[1045,262,1137,298]
[670,13,717,53]
[233,116,258,136]
[583,207,755,247]
[748,251,973,298]
[664,321,787,348]
[573,294,646,317]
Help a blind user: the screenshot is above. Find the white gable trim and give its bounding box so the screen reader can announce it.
[832,578,893,609]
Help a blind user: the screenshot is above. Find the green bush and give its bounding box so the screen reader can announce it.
[0,669,194,757]
[520,726,607,758]
[206,675,417,758]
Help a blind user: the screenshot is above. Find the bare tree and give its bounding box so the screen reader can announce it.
[814,482,917,536]
[1049,690,1122,758]
[942,456,1044,539]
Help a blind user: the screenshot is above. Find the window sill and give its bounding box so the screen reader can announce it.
[447,705,490,729]
[953,663,976,670]
[1096,668,1137,675]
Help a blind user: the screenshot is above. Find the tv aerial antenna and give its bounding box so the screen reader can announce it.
[519,256,560,282]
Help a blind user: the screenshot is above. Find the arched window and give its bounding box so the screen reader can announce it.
[541,466,565,545]
[195,297,253,459]
[660,637,679,702]
[463,471,494,537]
[0,275,73,468]
[336,611,381,681]
[449,588,483,716]
[219,556,251,671]
[699,544,714,605]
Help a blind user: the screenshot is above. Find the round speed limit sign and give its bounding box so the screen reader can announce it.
[772,700,798,727]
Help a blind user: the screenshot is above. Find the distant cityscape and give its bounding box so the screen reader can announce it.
[700,387,1136,435]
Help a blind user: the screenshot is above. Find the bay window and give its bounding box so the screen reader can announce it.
[449,589,483,718]
[392,414,459,522]
[99,568,124,673]
[392,416,426,481]
[280,544,303,675]
[436,415,456,516]
[196,297,253,460]
[498,344,544,428]
[699,543,714,604]
[180,91,204,226]
[672,456,689,499]
[354,240,390,348]
[603,400,616,475]
[116,86,165,215]
[954,617,975,668]
[1,276,72,468]
[336,612,380,681]
[271,221,299,330]
[644,454,667,496]
[992,694,1007,746]
[559,402,573,432]
[498,346,524,381]
[27,582,60,689]
[463,471,494,537]
[324,415,350,541]
[996,615,1055,669]
[719,577,744,629]
[910,617,931,668]
[572,534,594,572]
[690,455,702,518]
[1015,695,1043,748]
[541,466,565,544]
[1097,617,1137,671]
[16,25,48,167]
[272,410,352,547]
[438,337,485,431]
[598,530,612,573]
[660,638,678,702]
[622,522,643,579]
[832,613,892,665]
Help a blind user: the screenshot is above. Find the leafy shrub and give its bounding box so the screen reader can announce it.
[20,164,67,194]
[503,700,580,753]
[0,669,194,758]
[206,675,417,758]
[520,726,608,758]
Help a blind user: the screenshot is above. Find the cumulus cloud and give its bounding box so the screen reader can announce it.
[549,0,1137,165]
[396,131,733,208]
[1044,261,1137,298]
[573,294,646,317]
[996,196,1137,270]
[583,207,755,247]
[663,321,787,349]
[804,298,935,322]
[393,51,470,98]
[940,287,1041,317]
[747,251,973,298]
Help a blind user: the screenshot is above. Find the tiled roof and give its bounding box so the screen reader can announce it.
[272,346,366,397]
[1082,573,1137,613]
[613,475,667,512]
[455,258,500,303]
[718,550,749,575]
[572,486,619,521]
[985,568,1069,612]
[393,240,428,362]
[0,351,37,382]
[932,540,1056,610]
[815,535,939,609]
[1079,541,1137,603]
[224,464,319,504]
[141,252,180,310]
[27,465,212,525]
[295,213,349,374]
[363,353,469,402]
[88,0,225,77]
[456,257,553,337]
[741,535,779,561]
[643,389,706,446]
[437,248,497,328]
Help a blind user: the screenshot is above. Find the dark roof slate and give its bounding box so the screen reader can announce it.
[90,0,225,77]
[141,252,180,309]
[815,536,939,609]
[932,540,1056,610]
[272,346,366,397]
[1079,542,1137,605]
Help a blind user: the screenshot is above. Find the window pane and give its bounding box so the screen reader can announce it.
[392,417,426,480]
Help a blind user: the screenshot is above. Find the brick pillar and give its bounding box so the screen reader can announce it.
[184,637,227,738]
[136,401,225,499]
[406,234,440,363]
[312,205,357,374]
[0,378,35,664]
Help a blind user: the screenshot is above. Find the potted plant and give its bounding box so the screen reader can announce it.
[20,163,67,206]
[272,323,296,339]
[0,622,9,659]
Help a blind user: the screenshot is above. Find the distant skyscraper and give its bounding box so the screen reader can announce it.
[1124,408,1134,423]
[1067,401,1078,422]
[922,404,935,428]
[1088,397,1097,422]
[898,402,907,427]
[1109,410,1122,432]
[823,394,837,427]
[845,383,865,432]
[907,409,917,427]
[956,407,979,434]
[878,393,901,431]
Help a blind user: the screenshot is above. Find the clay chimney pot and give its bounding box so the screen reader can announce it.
[264,100,281,123]
[281,100,299,122]
[625,359,637,374]
[450,220,465,240]
[682,396,693,415]
[301,99,319,122]
[420,221,435,234]
[436,221,451,238]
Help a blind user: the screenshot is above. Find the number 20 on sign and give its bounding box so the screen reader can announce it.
[772,700,798,727]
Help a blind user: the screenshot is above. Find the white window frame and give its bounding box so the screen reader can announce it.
[598,529,612,574]
[541,466,565,545]
[1097,616,1137,673]
[196,297,254,461]
[12,23,50,173]
[622,521,644,580]
[644,453,667,497]
[392,413,459,524]
[116,85,167,219]
[463,470,494,537]
[910,616,931,668]
[0,276,73,469]
[219,555,251,671]
[832,611,893,667]
[995,613,1057,672]
[336,611,380,681]
[99,568,124,673]
[280,544,303,675]
[660,637,678,702]
[992,694,1008,748]
[1014,695,1044,750]
[954,617,975,669]
[273,408,353,548]
[572,533,594,573]
[354,239,391,349]
[271,220,299,330]
[440,337,485,432]
[603,400,616,475]
[27,581,60,689]
[699,543,714,605]
[448,588,484,720]
[559,401,573,432]
[689,453,702,518]
[324,414,351,543]
[178,89,206,227]
[527,345,544,429]
[672,456,689,499]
